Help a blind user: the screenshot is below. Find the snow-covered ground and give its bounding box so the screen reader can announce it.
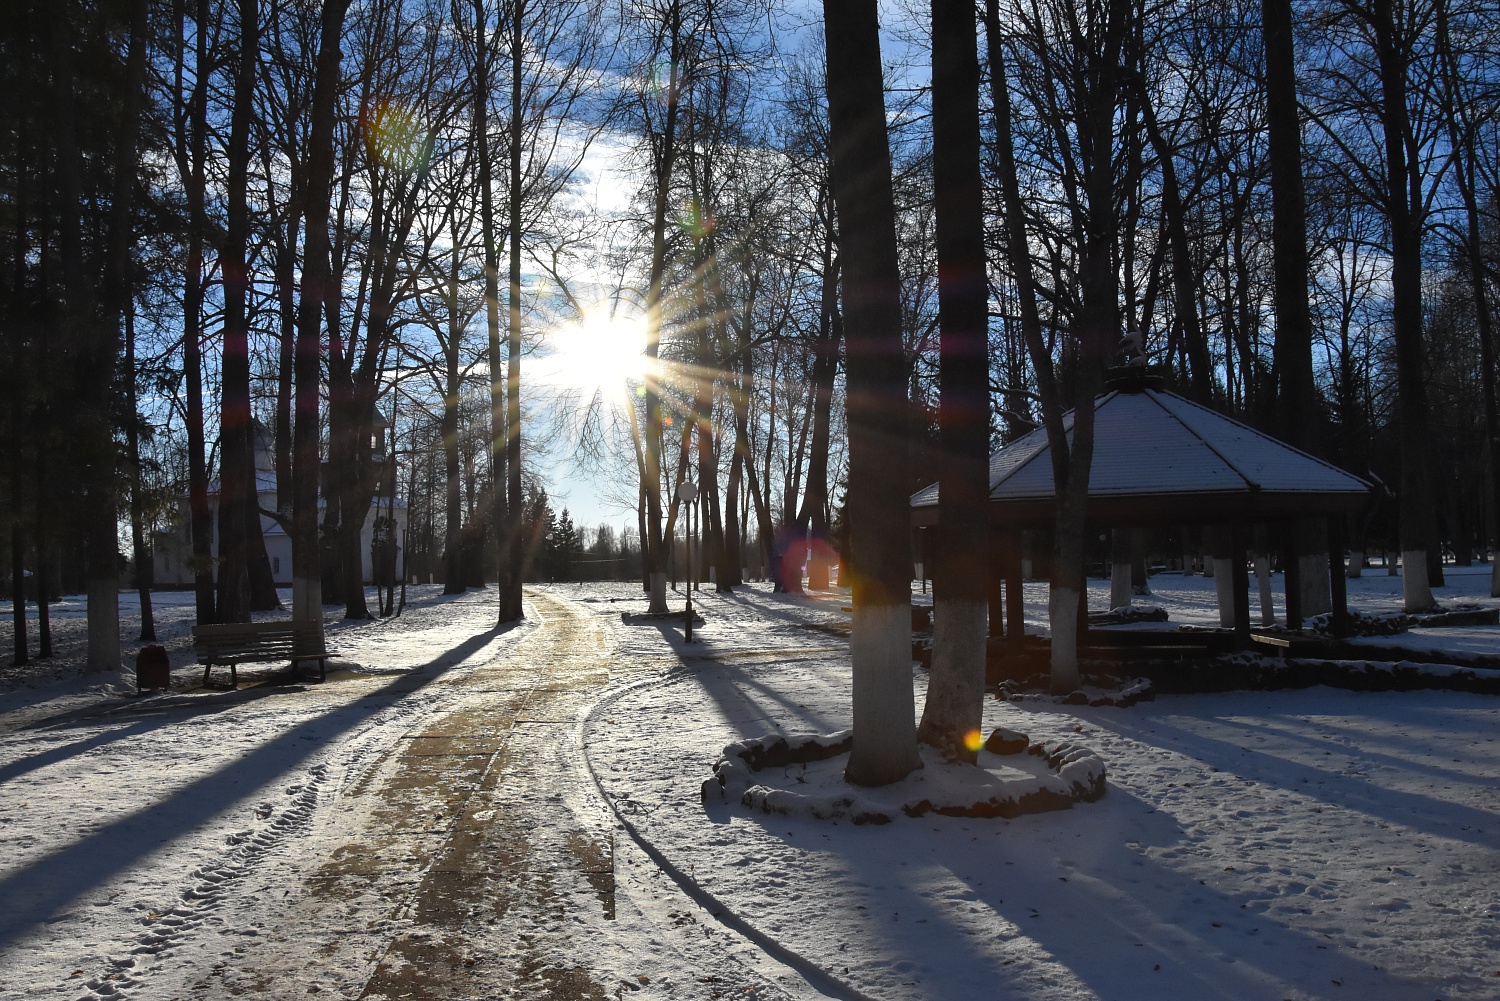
[1,567,1498,1000]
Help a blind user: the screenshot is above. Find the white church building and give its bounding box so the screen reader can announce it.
[153,423,406,587]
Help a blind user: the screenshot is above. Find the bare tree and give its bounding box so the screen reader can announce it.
[823,0,920,785]
[918,0,990,761]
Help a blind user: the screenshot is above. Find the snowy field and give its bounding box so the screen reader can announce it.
[577,569,1500,1001]
[0,567,1497,1000]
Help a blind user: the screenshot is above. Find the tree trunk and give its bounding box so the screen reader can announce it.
[473,0,503,614]
[49,8,121,672]
[125,306,156,641]
[796,225,841,593]
[183,0,214,624]
[1263,0,1317,449]
[9,406,27,665]
[823,0,920,786]
[501,0,527,622]
[35,449,53,658]
[10,178,30,666]
[640,0,683,614]
[274,211,299,525]
[216,0,260,624]
[1372,0,1438,611]
[443,295,466,593]
[292,0,352,638]
[918,0,990,764]
[1263,0,1331,619]
[1436,0,1500,597]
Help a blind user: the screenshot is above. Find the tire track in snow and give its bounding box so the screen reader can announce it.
[69,763,327,1001]
[49,592,537,1001]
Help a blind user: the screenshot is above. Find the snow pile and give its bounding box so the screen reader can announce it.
[1088,603,1168,625]
[703,729,1105,823]
[998,676,1156,707]
[1309,608,1409,636]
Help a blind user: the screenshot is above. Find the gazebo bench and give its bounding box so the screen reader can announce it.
[192,621,330,688]
[1248,630,1336,658]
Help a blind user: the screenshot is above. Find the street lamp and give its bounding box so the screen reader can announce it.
[676,478,697,641]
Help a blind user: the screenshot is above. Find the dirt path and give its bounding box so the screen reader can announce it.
[194,589,812,1001]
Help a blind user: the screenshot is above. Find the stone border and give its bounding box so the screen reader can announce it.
[703,729,1107,824]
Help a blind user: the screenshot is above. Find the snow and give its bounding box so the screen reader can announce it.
[2,566,1498,999]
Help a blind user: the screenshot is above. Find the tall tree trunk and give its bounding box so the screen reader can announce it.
[10,401,27,664]
[1372,0,1438,610]
[114,0,153,642]
[1437,0,1500,597]
[49,6,121,672]
[443,278,466,593]
[183,0,215,623]
[919,0,991,762]
[474,0,503,610]
[1262,0,1331,620]
[216,0,261,624]
[125,306,156,641]
[10,172,30,666]
[292,0,353,638]
[1263,0,1315,452]
[796,225,841,593]
[274,211,300,526]
[503,0,527,621]
[984,0,1069,688]
[35,449,53,658]
[640,0,683,614]
[823,0,920,786]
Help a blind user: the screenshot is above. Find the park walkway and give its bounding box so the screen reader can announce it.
[200,588,798,1000]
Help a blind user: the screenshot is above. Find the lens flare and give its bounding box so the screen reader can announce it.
[364,99,430,175]
[963,729,984,753]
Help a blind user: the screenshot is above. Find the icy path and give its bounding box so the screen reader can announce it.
[0,588,826,1001]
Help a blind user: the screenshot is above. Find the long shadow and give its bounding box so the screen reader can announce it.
[1,718,161,787]
[0,623,514,950]
[1199,713,1490,788]
[1,685,344,788]
[721,783,1433,999]
[1098,711,1498,847]
[0,682,117,723]
[633,615,847,739]
[22,682,307,734]
[919,790,1435,999]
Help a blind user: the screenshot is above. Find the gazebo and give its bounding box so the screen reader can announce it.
[910,371,1373,648]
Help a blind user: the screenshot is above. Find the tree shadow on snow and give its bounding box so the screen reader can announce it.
[725,784,1432,1000]
[0,622,517,950]
[1092,705,1497,849]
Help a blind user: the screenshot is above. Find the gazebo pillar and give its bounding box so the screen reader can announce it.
[1001,529,1025,651]
[987,548,1005,638]
[1231,521,1251,640]
[1328,514,1350,638]
[1284,521,1303,629]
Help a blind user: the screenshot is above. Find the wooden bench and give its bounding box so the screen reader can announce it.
[192,621,331,688]
[1248,630,1336,658]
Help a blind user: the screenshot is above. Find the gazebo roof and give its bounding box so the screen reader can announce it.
[911,377,1371,527]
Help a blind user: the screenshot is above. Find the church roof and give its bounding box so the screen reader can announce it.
[911,380,1370,526]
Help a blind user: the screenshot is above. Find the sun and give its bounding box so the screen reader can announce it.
[536,306,650,405]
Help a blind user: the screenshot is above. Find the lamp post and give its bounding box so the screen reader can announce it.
[676,478,697,641]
